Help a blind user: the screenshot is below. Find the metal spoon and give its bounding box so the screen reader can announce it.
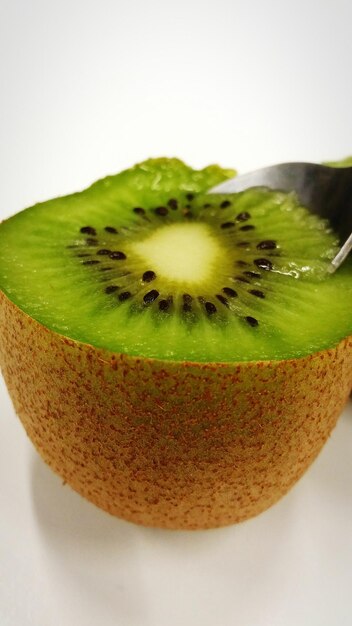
[209,162,352,273]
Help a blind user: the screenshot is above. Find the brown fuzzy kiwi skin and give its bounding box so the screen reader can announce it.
[0,291,351,530]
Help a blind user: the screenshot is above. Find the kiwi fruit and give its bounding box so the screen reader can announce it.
[0,157,351,530]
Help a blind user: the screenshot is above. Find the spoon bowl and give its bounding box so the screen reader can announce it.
[209,162,352,272]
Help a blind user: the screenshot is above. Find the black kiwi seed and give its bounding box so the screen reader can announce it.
[105,226,118,234]
[244,271,261,279]
[203,203,212,208]
[159,299,170,311]
[216,294,229,307]
[105,285,119,294]
[142,270,156,283]
[119,291,132,301]
[249,289,265,298]
[110,251,126,260]
[183,209,193,218]
[186,193,194,201]
[236,212,251,222]
[220,200,231,208]
[159,300,170,311]
[83,259,100,265]
[205,301,217,315]
[222,287,237,298]
[144,289,159,304]
[235,275,250,284]
[97,249,112,255]
[155,206,168,216]
[133,207,145,215]
[257,240,277,250]
[80,226,97,236]
[168,198,178,210]
[221,221,235,229]
[86,238,99,246]
[240,225,255,231]
[254,258,273,271]
[245,316,259,327]
[182,293,193,312]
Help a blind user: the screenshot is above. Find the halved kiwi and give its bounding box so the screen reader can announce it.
[0,157,351,529]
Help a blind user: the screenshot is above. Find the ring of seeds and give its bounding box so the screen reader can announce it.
[70,195,285,329]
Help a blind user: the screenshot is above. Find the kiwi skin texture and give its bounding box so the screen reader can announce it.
[1,291,352,530]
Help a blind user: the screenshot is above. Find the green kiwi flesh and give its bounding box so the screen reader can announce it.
[0,157,351,362]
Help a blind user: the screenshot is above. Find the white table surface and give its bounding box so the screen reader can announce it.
[1,1,352,625]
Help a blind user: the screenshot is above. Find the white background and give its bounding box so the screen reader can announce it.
[1,1,352,625]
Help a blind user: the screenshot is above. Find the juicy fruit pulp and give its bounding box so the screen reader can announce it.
[0,158,351,362]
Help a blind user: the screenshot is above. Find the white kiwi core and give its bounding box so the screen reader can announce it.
[131,223,224,285]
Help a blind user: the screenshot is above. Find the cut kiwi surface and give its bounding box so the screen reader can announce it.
[0,158,351,362]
